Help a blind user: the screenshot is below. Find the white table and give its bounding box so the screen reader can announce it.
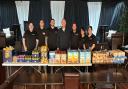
[48,64,92,66]
[2,62,92,67]
[2,62,48,66]
[2,62,92,78]
[2,62,48,78]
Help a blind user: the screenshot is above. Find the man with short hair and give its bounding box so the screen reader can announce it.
[85,26,96,51]
[57,19,71,51]
[47,19,58,51]
[70,22,79,50]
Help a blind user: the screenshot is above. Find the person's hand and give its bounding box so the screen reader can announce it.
[89,47,92,51]
[34,47,37,50]
[57,48,59,51]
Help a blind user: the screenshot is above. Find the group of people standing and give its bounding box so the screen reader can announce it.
[22,18,96,52]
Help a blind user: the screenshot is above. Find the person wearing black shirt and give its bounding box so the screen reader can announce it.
[57,19,71,51]
[37,20,48,47]
[47,19,58,51]
[85,26,96,51]
[23,21,39,52]
[70,22,79,50]
[79,27,87,49]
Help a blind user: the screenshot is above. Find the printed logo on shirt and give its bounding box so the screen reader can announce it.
[32,33,36,36]
[75,33,79,36]
[89,37,92,40]
[42,32,46,35]
[55,30,58,34]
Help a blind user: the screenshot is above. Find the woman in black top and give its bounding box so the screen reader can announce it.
[23,21,39,52]
[79,27,87,49]
[37,20,48,47]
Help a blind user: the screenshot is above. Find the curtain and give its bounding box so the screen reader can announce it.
[98,2,117,28]
[64,0,89,31]
[29,0,51,28]
[87,2,102,35]
[110,2,125,30]
[51,1,65,27]
[0,1,19,30]
[15,1,30,36]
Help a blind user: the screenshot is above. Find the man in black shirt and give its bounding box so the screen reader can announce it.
[70,22,79,50]
[23,22,39,52]
[47,19,58,51]
[37,20,48,47]
[57,19,71,51]
[85,26,96,51]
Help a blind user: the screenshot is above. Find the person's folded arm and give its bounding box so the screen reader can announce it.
[22,38,27,51]
[90,44,95,51]
[35,39,39,50]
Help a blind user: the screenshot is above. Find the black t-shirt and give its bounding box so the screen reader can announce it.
[23,30,38,51]
[70,31,80,50]
[57,28,71,51]
[47,27,58,51]
[79,35,87,49]
[85,34,96,50]
[37,28,48,47]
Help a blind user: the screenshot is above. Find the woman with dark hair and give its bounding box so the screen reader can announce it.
[79,27,87,49]
[22,21,39,52]
[37,19,48,47]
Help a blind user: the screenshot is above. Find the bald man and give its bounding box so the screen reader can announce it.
[57,19,71,51]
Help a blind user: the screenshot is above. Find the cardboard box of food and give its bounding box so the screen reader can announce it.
[3,46,14,62]
[49,51,55,64]
[17,55,25,62]
[67,50,79,64]
[55,51,61,64]
[31,50,40,62]
[41,52,48,63]
[60,51,67,64]
[92,51,110,64]
[80,50,91,64]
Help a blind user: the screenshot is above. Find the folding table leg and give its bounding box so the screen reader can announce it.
[6,66,10,79]
[87,83,90,89]
[114,83,117,89]
[24,84,27,89]
[45,84,47,89]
